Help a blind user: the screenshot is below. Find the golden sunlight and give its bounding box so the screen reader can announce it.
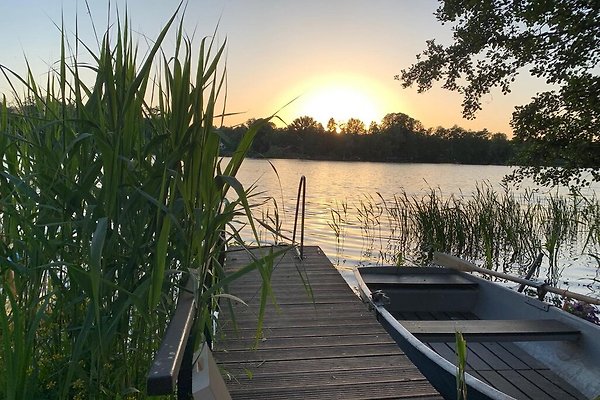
[298,84,380,126]
[278,74,403,127]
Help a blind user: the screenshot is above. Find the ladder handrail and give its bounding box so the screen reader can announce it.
[292,176,306,259]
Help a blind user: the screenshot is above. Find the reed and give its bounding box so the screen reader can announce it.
[332,183,600,286]
[327,200,348,265]
[356,194,384,260]
[0,5,272,399]
[455,331,468,400]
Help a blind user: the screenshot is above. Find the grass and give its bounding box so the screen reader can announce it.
[0,4,276,399]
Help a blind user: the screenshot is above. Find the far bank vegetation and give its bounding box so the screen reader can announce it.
[220,113,514,165]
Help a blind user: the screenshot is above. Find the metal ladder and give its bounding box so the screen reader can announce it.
[292,176,306,260]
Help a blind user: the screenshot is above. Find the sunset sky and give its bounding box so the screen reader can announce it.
[0,1,550,136]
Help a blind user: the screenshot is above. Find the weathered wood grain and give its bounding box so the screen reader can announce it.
[214,245,442,400]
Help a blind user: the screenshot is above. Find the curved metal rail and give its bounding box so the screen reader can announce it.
[292,176,306,260]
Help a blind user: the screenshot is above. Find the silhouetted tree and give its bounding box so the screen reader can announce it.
[399,0,600,187]
[227,111,513,165]
[288,115,323,134]
[327,117,337,134]
[368,121,380,135]
[246,118,275,154]
[342,118,367,134]
[380,112,424,133]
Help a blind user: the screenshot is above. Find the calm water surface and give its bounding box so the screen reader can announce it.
[232,158,600,295]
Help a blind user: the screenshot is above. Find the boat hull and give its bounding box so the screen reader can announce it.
[355,266,600,400]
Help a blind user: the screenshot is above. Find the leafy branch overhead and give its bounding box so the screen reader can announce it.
[398,0,600,187]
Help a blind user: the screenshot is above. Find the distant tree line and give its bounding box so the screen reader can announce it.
[219,112,515,165]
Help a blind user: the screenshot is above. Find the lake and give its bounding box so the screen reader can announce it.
[232,158,600,296]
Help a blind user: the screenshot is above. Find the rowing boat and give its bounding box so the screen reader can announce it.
[354,253,600,400]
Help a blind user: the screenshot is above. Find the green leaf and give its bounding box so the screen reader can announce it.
[90,217,108,328]
[151,212,172,309]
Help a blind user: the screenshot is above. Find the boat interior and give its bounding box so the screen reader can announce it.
[359,266,593,400]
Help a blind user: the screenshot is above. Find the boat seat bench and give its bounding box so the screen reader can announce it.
[401,319,580,342]
[364,273,478,289]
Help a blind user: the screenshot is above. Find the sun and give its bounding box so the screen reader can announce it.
[281,74,395,128]
[298,84,380,126]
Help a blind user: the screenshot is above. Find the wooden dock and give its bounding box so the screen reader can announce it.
[213,245,442,399]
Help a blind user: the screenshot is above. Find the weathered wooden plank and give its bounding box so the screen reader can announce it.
[229,274,347,285]
[224,365,430,391]
[218,315,380,331]
[482,342,530,370]
[427,342,492,372]
[430,340,587,399]
[219,303,370,321]
[220,298,360,308]
[537,370,588,400]
[219,354,416,375]
[518,369,582,400]
[227,381,442,400]
[447,341,494,371]
[465,342,511,370]
[220,309,375,325]
[223,287,352,297]
[215,343,405,363]
[214,246,442,399]
[217,333,394,351]
[222,299,366,314]
[402,319,580,342]
[477,370,528,399]
[217,322,385,340]
[221,293,361,306]
[427,343,457,366]
[222,301,369,313]
[228,281,353,292]
[499,342,548,369]
[498,370,556,400]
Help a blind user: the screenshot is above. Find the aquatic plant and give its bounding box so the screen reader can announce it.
[327,200,348,266]
[330,183,599,292]
[562,300,600,325]
[0,5,272,399]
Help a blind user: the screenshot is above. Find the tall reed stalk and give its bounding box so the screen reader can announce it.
[1,5,273,399]
[332,183,600,285]
[455,331,468,400]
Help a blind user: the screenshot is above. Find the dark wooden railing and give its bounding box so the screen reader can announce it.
[147,237,226,398]
[147,277,197,398]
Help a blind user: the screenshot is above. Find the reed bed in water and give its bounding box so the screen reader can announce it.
[333,184,600,287]
[0,6,275,399]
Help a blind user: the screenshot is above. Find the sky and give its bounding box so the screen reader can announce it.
[0,1,549,136]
